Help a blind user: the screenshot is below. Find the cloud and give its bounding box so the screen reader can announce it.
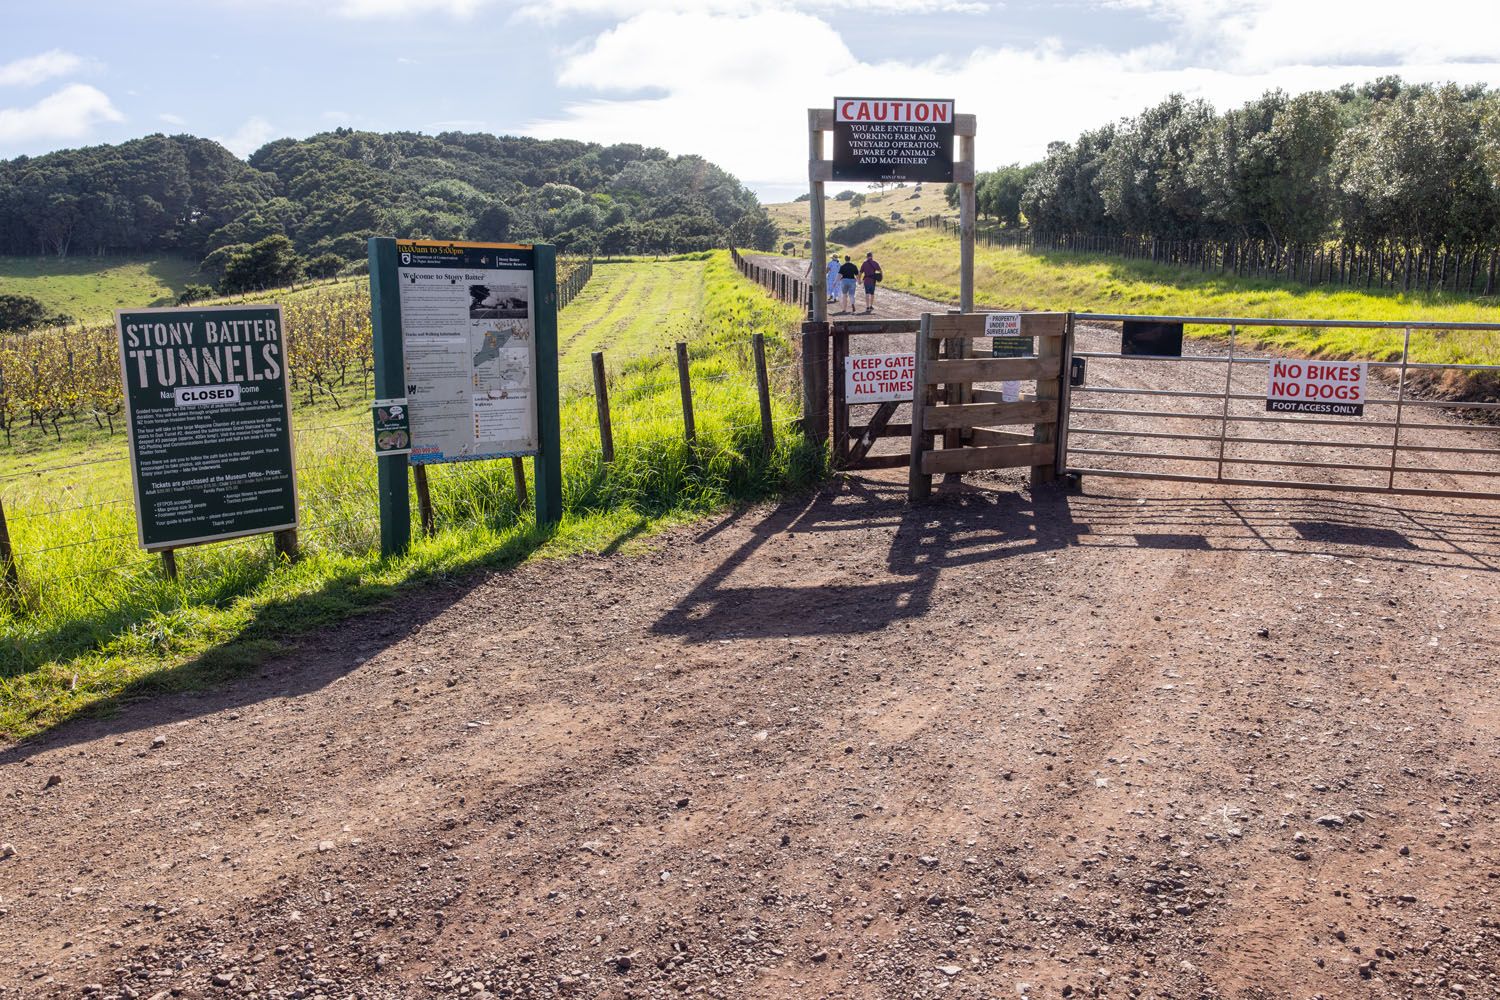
[1108,0,1500,69]
[214,116,278,157]
[334,0,987,19]
[0,84,123,146]
[159,112,187,126]
[0,49,88,88]
[516,0,988,20]
[335,0,492,16]
[526,5,1500,196]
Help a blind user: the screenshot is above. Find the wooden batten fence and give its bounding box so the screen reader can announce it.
[909,312,1072,500]
[730,248,814,316]
[557,258,595,310]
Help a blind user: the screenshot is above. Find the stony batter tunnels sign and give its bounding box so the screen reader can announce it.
[116,305,298,551]
[1266,360,1367,416]
[832,98,955,183]
[395,240,538,464]
[846,352,915,403]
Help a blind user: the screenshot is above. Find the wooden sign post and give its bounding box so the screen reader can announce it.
[805,100,976,446]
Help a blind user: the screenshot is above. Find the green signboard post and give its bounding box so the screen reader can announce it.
[115,304,299,554]
[367,238,561,557]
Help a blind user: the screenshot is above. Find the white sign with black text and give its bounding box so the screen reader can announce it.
[845,352,916,403]
[1265,360,1367,416]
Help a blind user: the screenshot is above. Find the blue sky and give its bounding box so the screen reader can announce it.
[4,0,1499,200]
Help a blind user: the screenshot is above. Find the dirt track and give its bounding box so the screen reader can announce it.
[3,275,1500,999]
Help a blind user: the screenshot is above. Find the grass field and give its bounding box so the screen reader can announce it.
[0,254,206,322]
[765,184,952,248]
[0,252,818,741]
[557,259,708,389]
[859,230,1500,369]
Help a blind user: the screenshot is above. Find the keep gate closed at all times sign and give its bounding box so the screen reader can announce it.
[845,353,916,403]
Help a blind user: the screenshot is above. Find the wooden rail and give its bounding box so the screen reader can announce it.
[909,312,1072,499]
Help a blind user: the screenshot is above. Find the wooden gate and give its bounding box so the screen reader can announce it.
[909,312,1072,499]
[830,318,921,470]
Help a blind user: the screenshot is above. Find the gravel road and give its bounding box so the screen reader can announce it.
[3,267,1499,999]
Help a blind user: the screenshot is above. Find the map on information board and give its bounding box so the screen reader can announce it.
[394,240,538,464]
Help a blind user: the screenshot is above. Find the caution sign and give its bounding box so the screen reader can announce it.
[116,305,298,551]
[832,97,955,184]
[845,352,915,403]
[1266,360,1367,416]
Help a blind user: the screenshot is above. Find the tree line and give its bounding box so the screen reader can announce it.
[948,78,1500,291]
[0,130,780,274]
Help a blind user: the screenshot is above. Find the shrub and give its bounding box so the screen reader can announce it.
[0,294,69,332]
[828,215,891,245]
[176,284,216,305]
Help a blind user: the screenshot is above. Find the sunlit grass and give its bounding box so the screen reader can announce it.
[0,252,821,740]
[860,230,1500,369]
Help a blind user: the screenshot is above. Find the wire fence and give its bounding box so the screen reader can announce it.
[0,328,808,604]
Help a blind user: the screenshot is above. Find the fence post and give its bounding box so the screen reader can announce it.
[675,341,696,445]
[908,314,937,501]
[0,497,19,601]
[413,465,436,537]
[800,322,829,446]
[1032,315,1063,485]
[752,333,774,452]
[511,457,529,507]
[273,528,300,563]
[591,350,614,463]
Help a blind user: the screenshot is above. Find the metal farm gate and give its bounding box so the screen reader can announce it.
[1060,314,1500,501]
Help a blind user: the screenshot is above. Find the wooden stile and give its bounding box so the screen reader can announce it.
[923,355,1060,385]
[908,311,1070,498]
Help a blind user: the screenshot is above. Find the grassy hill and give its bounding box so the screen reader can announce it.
[0,255,205,322]
[765,184,952,249]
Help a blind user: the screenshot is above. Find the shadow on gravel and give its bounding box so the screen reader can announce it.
[653,475,1085,642]
[0,519,577,761]
[1073,492,1500,572]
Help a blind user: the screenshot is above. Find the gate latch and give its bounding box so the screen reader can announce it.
[1070,356,1087,387]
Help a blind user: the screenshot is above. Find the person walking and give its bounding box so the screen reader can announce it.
[825,254,841,303]
[858,252,883,314]
[837,255,859,314]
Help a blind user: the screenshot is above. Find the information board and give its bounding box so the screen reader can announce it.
[1266,360,1367,416]
[395,240,538,464]
[115,305,298,551]
[832,97,955,183]
[845,352,915,403]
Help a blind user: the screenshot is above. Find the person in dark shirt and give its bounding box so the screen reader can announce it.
[837,256,859,313]
[858,252,883,314]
